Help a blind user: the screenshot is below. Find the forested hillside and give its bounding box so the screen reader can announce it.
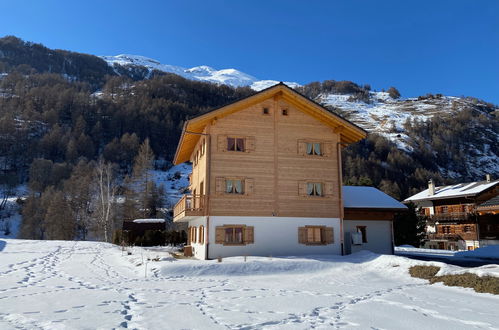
[0,36,497,241]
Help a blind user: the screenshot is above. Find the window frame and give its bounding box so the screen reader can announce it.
[223,226,245,245]
[225,178,245,195]
[305,142,322,156]
[356,226,367,243]
[227,136,246,152]
[307,182,324,197]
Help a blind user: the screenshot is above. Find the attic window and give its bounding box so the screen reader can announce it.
[263,108,269,115]
[282,109,288,116]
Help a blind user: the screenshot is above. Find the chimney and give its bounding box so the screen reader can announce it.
[428,179,435,196]
[486,174,491,183]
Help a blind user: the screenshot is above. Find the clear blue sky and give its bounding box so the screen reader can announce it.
[1,0,498,103]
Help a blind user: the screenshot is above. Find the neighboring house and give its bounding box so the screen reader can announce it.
[343,186,407,255]
[476,195,499,246]
[405,176,499,251]
[172,83,405,259]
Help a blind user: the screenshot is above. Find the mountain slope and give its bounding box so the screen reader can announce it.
[100,54,300,90]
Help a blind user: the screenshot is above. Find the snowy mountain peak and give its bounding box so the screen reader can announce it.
[99,54,299,91]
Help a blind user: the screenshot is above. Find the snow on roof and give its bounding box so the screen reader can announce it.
[343,186,407,210]
[132,219,165,224]
[405,180,499,202]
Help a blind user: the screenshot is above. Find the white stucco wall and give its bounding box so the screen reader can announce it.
[206,216,341,259]
[187,217,207,259]
[343,220,393,255]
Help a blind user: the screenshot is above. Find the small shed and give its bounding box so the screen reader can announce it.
[122,219,166,237]
[342,186,407,255]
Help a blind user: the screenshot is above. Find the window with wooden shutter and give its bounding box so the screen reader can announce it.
[323,227,334,244]
[245,178,254,195]
[215,177,225,194]
[298,227,307,244]
[217,135,227,152]
[298,181,307,196]
[324,181,334,197]
[215,226,225,244]
[244,226,254,244]
[246,136,256,152]
[199,225,204,244]
[298,226,334,245]
[322,142,333,157]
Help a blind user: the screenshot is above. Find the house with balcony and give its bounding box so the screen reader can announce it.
[172,83,406,259]
[405,176,499,250]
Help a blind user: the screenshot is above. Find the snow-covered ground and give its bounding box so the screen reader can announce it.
[1,239,498,329]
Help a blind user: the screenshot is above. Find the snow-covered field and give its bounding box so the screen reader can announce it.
[1,239,498,329]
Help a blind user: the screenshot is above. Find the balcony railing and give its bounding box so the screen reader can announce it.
[430,212,474,221]
[173,194,207,221]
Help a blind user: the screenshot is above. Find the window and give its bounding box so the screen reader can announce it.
[226,179,244,194]
[190,227,197,244]
[282,109,288,116]
[298,226,334,245]
[198,225,204,244]
[464,226,472,233]
[307,227,322,243]
[441,206,449,214]
[307,182,323,196]
[356,226,367,243]
[263,108,269,115]
[442,226,451,234]
[306,142,322,156]
[215,225,254,245]
[227,137,245,152]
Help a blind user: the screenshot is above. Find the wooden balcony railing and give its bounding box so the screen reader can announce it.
[173,194,207,221]
[430,212,474,221]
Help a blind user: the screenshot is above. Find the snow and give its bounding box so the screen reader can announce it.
[100,54,300,90]
[1,239,498,329]
[132,219,165,224]
[405,179,499,202]
[343,186,407,209]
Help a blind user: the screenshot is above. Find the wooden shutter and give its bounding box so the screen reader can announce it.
[217,135,227,152]
[246,136,256,152]
[298,181,307,196]
[325,181,334,197]
[244,226,254,244]
[323,227,334,244]
[187,226,191,244]
[215,226,225,244]
[322,142,334,157]
[298,227,307,244]
[215,177,225,194]
[297,140,306,155]
[245,178,254,195]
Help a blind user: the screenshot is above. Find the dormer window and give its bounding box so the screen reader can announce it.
[306,143,322,156]
[227,137,245,152]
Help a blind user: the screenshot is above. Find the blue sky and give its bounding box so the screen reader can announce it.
[1,1,498,103]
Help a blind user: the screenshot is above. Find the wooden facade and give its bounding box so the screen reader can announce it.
[173,84,366,222]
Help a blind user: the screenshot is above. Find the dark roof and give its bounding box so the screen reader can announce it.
[479,195,499,208]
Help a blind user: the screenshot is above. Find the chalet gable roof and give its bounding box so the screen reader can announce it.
[173,83,367,164]
[343,186,407,210]
[404,179,499,202]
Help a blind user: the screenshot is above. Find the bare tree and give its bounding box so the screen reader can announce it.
[95,159,117,242]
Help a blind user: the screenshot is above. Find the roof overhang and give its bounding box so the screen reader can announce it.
[173,83,367,164]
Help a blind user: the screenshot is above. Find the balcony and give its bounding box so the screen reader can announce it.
[430,212,474,222]
[173,194,207,222]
